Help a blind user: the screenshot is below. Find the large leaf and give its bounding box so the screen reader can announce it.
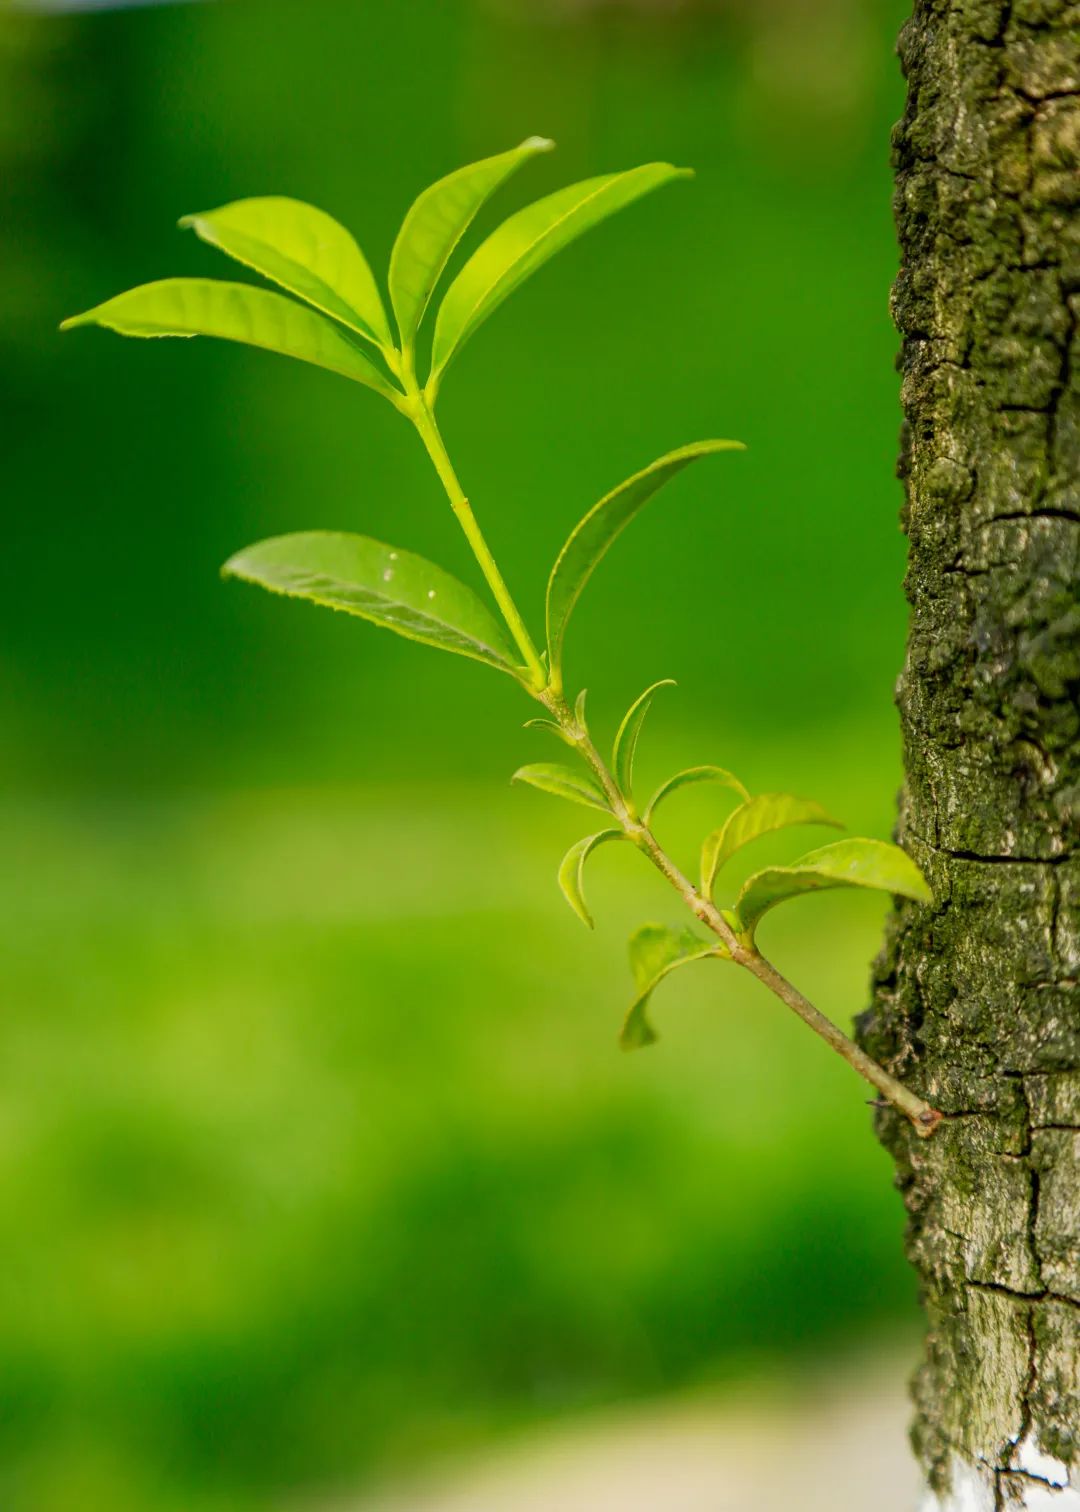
[735,838,932,942]
[429,162,690,388]
[511,762,610,813]
[61,279,402,404]
[700,793,843,898]
[545,440,744,682]
[389,136,553,351]
[612,679,675,800]
[643,765,749,824]
[620,924,720,1050]
[557,829,625,928]
[222,532,521,674]
[179,197,393,350]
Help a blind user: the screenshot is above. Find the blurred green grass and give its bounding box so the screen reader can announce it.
[2,753,914,1511]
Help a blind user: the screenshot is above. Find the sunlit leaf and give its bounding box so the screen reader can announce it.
[545,440,744,683]
[557,829,625,928]
[612,679,675,800]
[222,532,521,674]
[734,838,933,942]
[179,197,393,349]
[701,793,843,898]
[429,162,691,388]
[511,762,610,812]
[389,136,553,351]
[643,765,749,824]
[620,923,720,1050]
[61,279,403,404]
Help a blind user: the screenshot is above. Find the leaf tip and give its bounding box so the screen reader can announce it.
[59,311,90,332]
[521,135,556,153]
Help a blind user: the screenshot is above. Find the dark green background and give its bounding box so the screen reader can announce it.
[3,1,915,1507]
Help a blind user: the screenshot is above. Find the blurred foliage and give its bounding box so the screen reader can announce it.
[3,0,915,1508]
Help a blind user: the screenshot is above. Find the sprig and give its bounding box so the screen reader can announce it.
[61,139,941,1137]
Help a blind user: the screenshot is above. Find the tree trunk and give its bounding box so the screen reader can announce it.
[855,1,1080,1507]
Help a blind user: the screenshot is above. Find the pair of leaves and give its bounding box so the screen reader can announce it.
[623,837,930,1051]
[62,140,688,405]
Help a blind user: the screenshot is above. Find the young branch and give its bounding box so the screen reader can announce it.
[409,412,942,1139]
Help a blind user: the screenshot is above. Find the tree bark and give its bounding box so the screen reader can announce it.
[856,1,1080,1507]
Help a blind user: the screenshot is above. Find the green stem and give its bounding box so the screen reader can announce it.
[408,395,546,689]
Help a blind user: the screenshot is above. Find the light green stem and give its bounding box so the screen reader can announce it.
[408,397,546,688]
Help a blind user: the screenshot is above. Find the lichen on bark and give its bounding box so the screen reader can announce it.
[855,0,1080,1506]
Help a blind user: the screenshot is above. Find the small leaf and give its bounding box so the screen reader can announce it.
[222,532,520,674]
[61,279,403,405]
[620,924,719,1050]
[557,829,625,928]
[179,197,393,350]
[574,688,589,729]
[524,717,574,747]
[429,162,690,388]
[643,765,749,824]
[389,136,553,351]
[612,679,675,800]
[701,793,843,898]
[545,440,744,683]
[734,838,933,943]
[511,762,610,813]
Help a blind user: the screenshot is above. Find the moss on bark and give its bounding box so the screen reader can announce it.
[856,0,1080,1502]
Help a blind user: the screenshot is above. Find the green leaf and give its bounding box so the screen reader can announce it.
[389,136,553,351]
[557,829,625,928]
[620,924,719,1050]
[643,765,749,824]
[612,679,675,800]
[511,763,610,813]
[545,440,745,683]
[734,838,933,942]
[222,532,520,674]
[701,793,843,898]
[429,162,691,388]
[179,197,393,350]
[61,279,403,405]
[523,717,573,747]
[574,688,589,729]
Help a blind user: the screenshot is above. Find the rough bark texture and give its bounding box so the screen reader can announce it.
[855,1,1080,1507]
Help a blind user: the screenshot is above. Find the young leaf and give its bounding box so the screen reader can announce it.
[523,716,574,747]
[429,162,691,389]
[179,197,394,350]
[612,679,676,800]
[222,531,521,674]
[574,688,589,729]
[557,829,625,928]
[620,924,720,1050]
[511,763,610,813]
[700,793,843,898]
[61,279,403,405]
[643,765,749,824]
[545,440,744,683]
[734,838,933,943]
[389,136,553,351]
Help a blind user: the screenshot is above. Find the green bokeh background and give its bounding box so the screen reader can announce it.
[3,1,916,1507]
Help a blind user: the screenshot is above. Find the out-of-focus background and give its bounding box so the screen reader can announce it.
[3,0,921,1507]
